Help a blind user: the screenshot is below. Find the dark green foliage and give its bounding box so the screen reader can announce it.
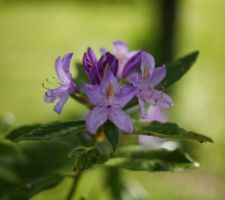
[104,121,119,151]
[106,146,197,171]
[9,174,63,200]
[0,133,88,199]
[75,62,89,87]
[158,51,199,89]
[6,120,85,141]
[134,121,213,143]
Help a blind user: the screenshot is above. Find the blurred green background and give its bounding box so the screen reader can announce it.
[0,0,225,199]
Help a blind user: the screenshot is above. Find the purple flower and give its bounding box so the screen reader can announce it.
[127,52,173,118]
[139,106,167,147]
[83,48,118,84]
[144,106,167,122]
[112,41,138,78]
[83,71,135,134]
[44,53,79,114]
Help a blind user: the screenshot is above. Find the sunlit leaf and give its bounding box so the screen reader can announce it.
[158,51,199,89]
[106,146,198,171]
[133,121,213,143]
[6,120,85,142]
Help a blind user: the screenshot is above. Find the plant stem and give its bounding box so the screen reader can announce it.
[71,94,93,109]
[66,171,82,200]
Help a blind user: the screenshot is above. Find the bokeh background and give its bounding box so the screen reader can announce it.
[0,0,225,199]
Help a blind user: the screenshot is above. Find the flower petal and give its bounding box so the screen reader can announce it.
[113,41,129,56]
[44,92,57,103]
[145,106,167,122]
[115,86,137,107]
[126,73,141,86]
[146,89,174,108]
[83,48,101,84]
[86,106,108,134]
[149,65,166,87]
[55,56,70,84]
[83,83,105,105]
[53,95,69,114]
[109,108,133,133]
[100,71,120,95]
[138,135,165,147]
[122,50,143,78]
[45,87,68,98]
[98,52,118,78]
[62,53,73,73]
[141,52,155,79]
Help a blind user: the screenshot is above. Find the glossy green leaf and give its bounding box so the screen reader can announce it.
[104,121,119,151]
[106,146,198,171]
[158,51,199,89]
[9,174,63,200]
[134,121,213,143]
[6,120,85,142]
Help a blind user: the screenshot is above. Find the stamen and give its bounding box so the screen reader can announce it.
[42,82,51,90]
[46,78,60,86]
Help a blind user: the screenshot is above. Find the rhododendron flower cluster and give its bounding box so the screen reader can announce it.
[44,41,173,134]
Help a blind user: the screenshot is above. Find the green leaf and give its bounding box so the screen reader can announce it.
[158,51,199,89]
[0,137,84,199]
[134,121,213,143]
[75,62,89,87]
[9,174,63,200]
[104,121,119,151]
[0,143,26,184]
[106,146,198,172]
[69,144,111,171]
[6,120,85,142]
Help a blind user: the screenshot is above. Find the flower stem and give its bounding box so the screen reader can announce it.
[71,94,93,108]
[66,171,82,200]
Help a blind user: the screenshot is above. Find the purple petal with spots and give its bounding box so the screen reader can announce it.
[122,50,143,78]
[141,52,155,79]
[109,108,133,133]
[100,71,120,94]
[145,89,174,108]
[86,106,108,134]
